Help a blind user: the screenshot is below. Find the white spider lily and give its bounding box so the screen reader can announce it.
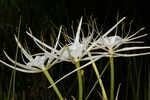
[26,17,96,63]
[89,17,150,100]
[91,17,150,57]
[59,17,94,62]
[96,27,146,50]
[47,17,128,88]
[0,35,60,73]
[84,17,127,54]
[47,17,150,89]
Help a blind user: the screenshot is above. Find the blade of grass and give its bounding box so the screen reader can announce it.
[85,61,109,100]
[7,16,22,100]
[88,52,108,100]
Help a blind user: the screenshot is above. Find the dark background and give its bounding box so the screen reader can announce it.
[0,0,150,100]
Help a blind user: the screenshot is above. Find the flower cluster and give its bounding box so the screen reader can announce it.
[91,17,150,58]
[0,16,150,87]
[0,17,95,73]
[45,17,150,88]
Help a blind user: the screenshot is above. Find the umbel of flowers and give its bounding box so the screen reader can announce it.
[1,16,150,100]
[0,17,96,100]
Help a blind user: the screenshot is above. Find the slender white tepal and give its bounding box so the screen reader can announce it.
[103,17,126,37]
[74,17,83,43]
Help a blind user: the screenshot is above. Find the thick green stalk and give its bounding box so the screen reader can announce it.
[109,57,114,100]
[42,68,64,100]
[88,52,108,100]
[75,61,83,100]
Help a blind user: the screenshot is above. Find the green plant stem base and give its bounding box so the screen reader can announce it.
[110,57,114,100]
[75,61,83,100]
[43,67,64,100]
[88,52,108,100]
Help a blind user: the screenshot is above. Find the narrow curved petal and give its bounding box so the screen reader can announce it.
[26,31,59,53]
[115,46,150,52]
[122,41,144,44]
[75,17,83,43]
[54,26,62,50]
[116,52,150,57]
[3,51,37,70]
[0,60,40,73]
[103,17,126,37]
[127,27,145,39]
[127,34,147,41]
[14,36,33,61]
[44,58,61,70]
[80,55,103,61]
[32,39,69,61]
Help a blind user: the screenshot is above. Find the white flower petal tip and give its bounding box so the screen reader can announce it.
[75,17,83,43]
[26,29,60,53]
[14,36,33,61]
[0,60,39,73]
[103,17,126,37]
[140,27,145,30]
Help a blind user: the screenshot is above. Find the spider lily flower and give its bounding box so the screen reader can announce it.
[26,17,96,63]
[91,17,150,57]
[0,35,61,73]
[88,17,150,100]
[0,30,64,99]
[84,17,127,53]
[58,17,95,62]
[58,17,84,61]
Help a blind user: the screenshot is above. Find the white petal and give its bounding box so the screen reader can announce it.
[116,52,150,57]
[14,36,33,61]
[0,60,40,73]
[33,39,69,61]
[127,34,147,41]
[26,31,59,53]
[75,17,83,43]
[3,51,37,70]
[54,26,62,50]
[127,27,145,39]
[103,17,126,37]
[115,46,150,52]
[80,55,102,61]
[26,55,49,67]
[45,57,61,70]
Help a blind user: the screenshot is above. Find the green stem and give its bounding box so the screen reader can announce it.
[88,52,108,100]
[75,61,83,100]
[7,16,22,100]
[109,57,114,100]
[42,68,63,100]
[85,61,109,100]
